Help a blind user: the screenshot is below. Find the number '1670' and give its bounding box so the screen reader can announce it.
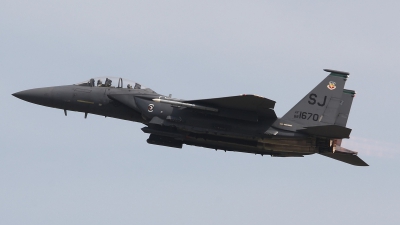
[294,111,319,121]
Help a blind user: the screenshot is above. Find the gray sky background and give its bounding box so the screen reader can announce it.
[1,1,399,224]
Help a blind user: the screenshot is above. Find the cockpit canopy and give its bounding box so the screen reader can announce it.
[75,77,150,90]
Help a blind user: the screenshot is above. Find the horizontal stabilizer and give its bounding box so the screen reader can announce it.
[319,152,368,166]
[299,125,352,139]
[185,95,276,115]
[334,145,357,154]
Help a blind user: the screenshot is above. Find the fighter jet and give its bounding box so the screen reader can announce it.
[12,69,368,166]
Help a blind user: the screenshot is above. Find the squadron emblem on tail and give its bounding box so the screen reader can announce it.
[327,81,336,90]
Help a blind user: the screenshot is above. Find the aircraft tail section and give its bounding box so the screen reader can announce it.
[335,89,356,127]
[319,151,368,166]
[282,69,349,127]
[299,124,351,139]
[319,141,368,166]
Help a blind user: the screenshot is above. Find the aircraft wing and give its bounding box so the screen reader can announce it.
[185,95,276,111]
[184,95,277,120]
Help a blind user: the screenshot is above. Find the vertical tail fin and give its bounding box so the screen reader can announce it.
[282,69,349,127]
[335,89,356,127]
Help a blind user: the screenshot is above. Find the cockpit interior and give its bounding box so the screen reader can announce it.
[75,77,149,90]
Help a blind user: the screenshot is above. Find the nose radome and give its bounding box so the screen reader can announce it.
[12,87,54,106]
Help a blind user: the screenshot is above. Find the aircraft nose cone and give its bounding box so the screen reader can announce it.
[12,87,53,106]
[12,91,29,99]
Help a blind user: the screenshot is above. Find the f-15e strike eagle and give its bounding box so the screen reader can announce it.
[13,69,368,166]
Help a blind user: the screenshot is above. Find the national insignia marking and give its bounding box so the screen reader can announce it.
[327,81,336,90]
[148,104,154,112]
